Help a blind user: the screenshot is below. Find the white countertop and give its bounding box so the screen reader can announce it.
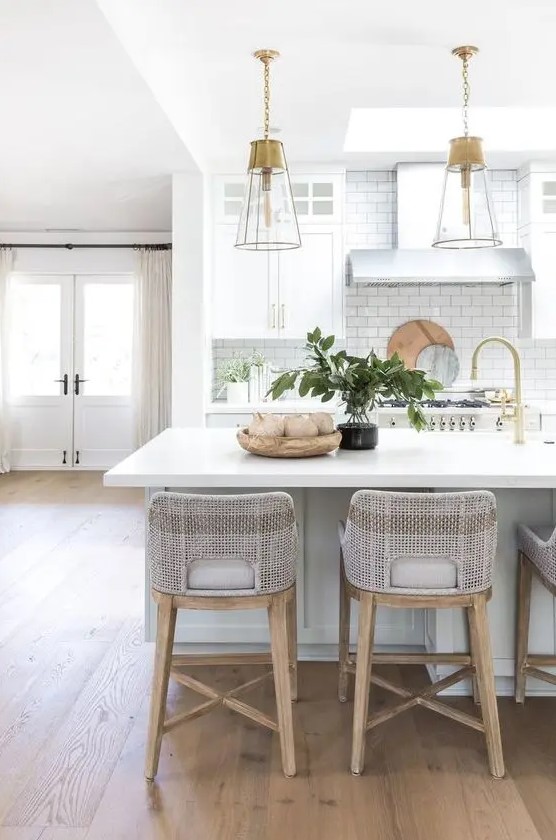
[104,427,556,489]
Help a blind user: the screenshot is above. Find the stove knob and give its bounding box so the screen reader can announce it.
[496,416,504,431]
[390,417,396,427]
[439,416,447,430]
[469,415,476,431]
[459,416,467,431]
[429,417,437,431]
[449,416,457,430]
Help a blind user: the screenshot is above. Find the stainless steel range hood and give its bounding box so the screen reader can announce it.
[349,163,535,286]
[350,246,535,285]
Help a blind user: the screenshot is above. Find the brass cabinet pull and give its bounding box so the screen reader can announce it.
[280,304,286,329]
[271,304,277,329]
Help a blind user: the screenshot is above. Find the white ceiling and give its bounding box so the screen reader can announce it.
[0,0,194,231]
[3,0,555,231]
[96,0,556,171]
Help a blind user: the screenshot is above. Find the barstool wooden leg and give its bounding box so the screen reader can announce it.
[468,594,505,778]
[515,550,533,704]
[269,592,296,777]
[351,593,376,776]
[466,609,480,705]
[338,562,351,702]
[145,595,177,781]
[287,586,298,702]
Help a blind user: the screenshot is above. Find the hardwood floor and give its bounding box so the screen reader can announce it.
[1,472,556,839]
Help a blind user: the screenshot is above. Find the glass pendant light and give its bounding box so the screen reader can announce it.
[235,50,301,251]
[432,46,501,249]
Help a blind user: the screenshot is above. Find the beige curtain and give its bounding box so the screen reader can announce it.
[0,248,15,472]
[132,248,172,448]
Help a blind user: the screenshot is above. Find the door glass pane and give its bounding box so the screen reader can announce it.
[82,283,133,396]
[294,200,309,215]
[224,200,242,217]
[313,182,333,197]
[9,282,61,397]
[292,183,309,197]
[224,183,245,198]
[312,200,334,215]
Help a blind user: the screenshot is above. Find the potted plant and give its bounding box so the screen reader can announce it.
[267,328,442,450]
[217,355,253,404]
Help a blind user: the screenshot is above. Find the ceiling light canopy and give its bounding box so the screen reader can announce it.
[235,50,300,252]
[432,46,501,250]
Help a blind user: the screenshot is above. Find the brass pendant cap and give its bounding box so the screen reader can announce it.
[447,136,486,170]
[247,139,287,173]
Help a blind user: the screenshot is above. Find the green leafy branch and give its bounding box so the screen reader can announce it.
[267,327,442,432]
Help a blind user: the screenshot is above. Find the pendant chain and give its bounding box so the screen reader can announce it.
[263,60,270,140]
[462,55,470,137]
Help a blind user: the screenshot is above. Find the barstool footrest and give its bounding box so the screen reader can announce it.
[171,652,273,667]
[365,665,483,733]
[165,655,279,734]
[345,652,472,672]
[523,664,556,688]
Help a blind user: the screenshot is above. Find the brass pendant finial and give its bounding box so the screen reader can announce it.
[253,49,280,64]
[452,45,479,61]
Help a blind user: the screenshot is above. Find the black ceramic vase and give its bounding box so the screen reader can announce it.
[337,423,378,450]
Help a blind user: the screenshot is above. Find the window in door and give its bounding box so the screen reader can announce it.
[9,281,63,397]
[80,282,134,396]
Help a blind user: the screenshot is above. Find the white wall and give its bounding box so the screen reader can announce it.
[171,172,210,426]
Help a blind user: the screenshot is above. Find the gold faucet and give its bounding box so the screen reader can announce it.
[470,336,525,444]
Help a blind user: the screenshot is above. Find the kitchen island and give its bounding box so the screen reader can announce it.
[105,427,556,696]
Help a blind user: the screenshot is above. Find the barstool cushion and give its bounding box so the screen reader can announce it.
[390,555,458,589]
[518,523,556,586]
[187,557,256,591]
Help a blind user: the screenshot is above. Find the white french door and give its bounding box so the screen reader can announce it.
[8,274,134,469]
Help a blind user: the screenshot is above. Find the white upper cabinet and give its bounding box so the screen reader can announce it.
[289,174,344,224]
[213,173,344,225]
[518,165,556,338]
[212,226,277,339]
[519,171,556,226]
[211,174,345,340]
[213,178,246,224]
[278,227,343,338]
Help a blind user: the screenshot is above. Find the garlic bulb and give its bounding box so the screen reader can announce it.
[248,413,285,437]
[311,412,335,435]
[284,414,319,438]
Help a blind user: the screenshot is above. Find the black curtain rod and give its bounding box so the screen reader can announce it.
[0,243,172,250]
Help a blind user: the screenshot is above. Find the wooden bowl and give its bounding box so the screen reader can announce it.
[237,428,342,458]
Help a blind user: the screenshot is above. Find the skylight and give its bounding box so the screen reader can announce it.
[344,108,556,153]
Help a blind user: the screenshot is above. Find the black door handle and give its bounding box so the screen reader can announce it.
[74,374,88,395]
[54,374,69,395]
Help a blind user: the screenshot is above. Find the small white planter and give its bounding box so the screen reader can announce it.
[226,381,250,404]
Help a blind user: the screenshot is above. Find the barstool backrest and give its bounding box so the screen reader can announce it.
[342,490,497,594]
[148,491,297,596]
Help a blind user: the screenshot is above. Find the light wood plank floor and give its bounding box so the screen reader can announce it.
[2,472,556,839]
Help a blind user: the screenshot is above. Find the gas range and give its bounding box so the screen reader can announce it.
[377,399,541,433]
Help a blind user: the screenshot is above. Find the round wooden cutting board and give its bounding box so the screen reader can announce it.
[387,319,454,369]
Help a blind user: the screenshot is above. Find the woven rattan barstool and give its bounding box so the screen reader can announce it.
[515,523,556,702]
[145,491,299,779]
[338,489,504,778]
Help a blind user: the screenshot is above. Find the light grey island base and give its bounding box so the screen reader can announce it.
[104,427,556,696]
